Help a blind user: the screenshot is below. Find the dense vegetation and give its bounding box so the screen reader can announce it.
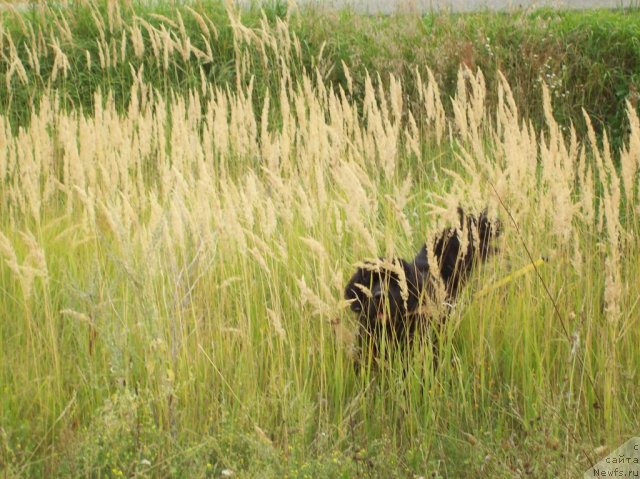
[0,1,639,477]
[2,2,640,144]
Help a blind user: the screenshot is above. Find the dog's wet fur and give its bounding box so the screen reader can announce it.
[344,208,500,363]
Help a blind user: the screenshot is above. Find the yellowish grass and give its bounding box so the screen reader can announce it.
[0,4,638,476]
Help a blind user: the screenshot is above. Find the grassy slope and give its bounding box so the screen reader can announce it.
[301,7,640,140]
[1,3,640,144]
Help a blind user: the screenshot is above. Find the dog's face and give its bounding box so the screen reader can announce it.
[344,259,423,333]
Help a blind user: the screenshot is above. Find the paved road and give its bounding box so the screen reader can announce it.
[242,0,635,13]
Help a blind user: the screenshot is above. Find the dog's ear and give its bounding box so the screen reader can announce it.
[433,208,500,295]
[344,266,370,313]
[433,228,462,292]
[413,244,430,273]
[477,209,501,259]
[401,259,424,311]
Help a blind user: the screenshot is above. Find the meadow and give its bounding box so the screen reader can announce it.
[0,1,639,477]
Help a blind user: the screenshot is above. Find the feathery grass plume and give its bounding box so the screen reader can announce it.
[244,229,279,266]
[15,130,42,221]
[186,6,211,41]
[119,29,127,64]
[260,91,281,172]
[341,60,354,96]
[129,22,145,59]
[267,308,287,341]
[540,84,578,243]
[0,231,21,278]
[425,68,446,144]
[585,113,622,241]
[405,109,421,159]
[106,0,124,34]
[577,148,596,225]
[602,132,622,230]
[296,186,316,229]
[149,12,178,29]
[468,68,486,133]
[300,234,328,259]
[603,255,622,324]
[51,6,73,44]
[248,246,270,275]
[96,38,107,70]
[333,163,378,255]
[374,74,400,178]
[6,35,28,87]
[393,257,409,311]
[60,308,93,325]
[583,111,623,327]
[209,89,231,167]
[0,116,8,185]
[84,48,92,71]
[138,18,160,68]
[0,230,47,301]
[158,24,174,72]
[4,59,15,91]
[622,100,640,205]
[230,81,259,161]
[452,68,471,142]
[260,197,278,237]
[20,229,48,281]
[96,200,124,248]
[352,281,373,301]
[298,275,331,318]
[4,4,28,38]
[425,242,447,317]
[174,11,190,63]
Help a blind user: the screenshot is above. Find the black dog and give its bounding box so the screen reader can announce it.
[344,208,499,363]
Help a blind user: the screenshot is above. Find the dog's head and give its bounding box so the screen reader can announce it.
[344,259,423,333]
[430,208,501,295]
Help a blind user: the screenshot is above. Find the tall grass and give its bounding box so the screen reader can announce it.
[0,2,639,477]
[3,2,640,145]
